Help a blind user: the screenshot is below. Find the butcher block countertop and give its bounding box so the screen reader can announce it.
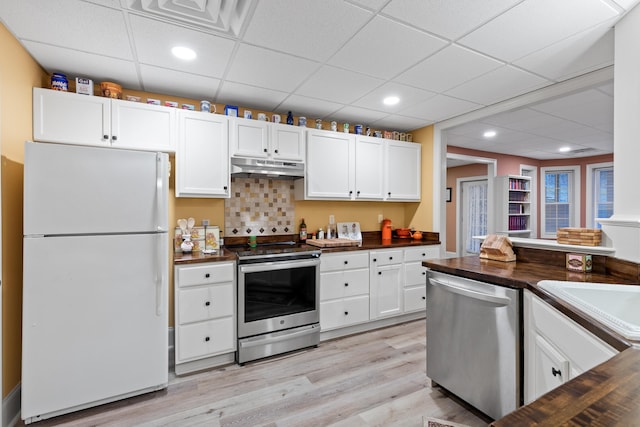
[423,254,640,426]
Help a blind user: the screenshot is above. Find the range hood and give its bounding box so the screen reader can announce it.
[230,157,304,179]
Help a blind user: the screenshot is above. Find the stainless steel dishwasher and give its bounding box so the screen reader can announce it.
[426,270,521,420]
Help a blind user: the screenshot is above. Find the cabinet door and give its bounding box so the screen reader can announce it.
[230,117,269,158]
[177,283,234,325]
[304,130,355,199]
[385,140,421,201]
[111,99,176,152]
[271,123,304,161]
[176,317,235,362]
[370,264,403,319]
[404,285,427,312]
[33,88,111,146]
[176,111,230,198]
[354,136,384,200]
[404,261,428,287]
[320,269,369,300]
[532,334,570,401]
[320,295,369,330]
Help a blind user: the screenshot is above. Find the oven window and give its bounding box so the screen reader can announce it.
[244,265,316,322]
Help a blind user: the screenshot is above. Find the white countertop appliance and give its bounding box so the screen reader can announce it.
[22,142,169,423]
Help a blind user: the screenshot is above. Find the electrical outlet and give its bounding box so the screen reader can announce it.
[202,219,210,226]
[378,214,383,224]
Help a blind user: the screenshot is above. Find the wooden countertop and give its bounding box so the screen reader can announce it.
[173,248,237,265]
[423,255,640,425]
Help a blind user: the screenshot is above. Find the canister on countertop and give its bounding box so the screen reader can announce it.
[566,253,592,272]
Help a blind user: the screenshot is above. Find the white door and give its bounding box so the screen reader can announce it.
[110,99,176,152]
[271,123,304,161]
[22,233,168,420]
[230,117,269,158]
[305,131,354,199]
[354,136,384,199]
[385,140,421,201]
[461,179,488,255]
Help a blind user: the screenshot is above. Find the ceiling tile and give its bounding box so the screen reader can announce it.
[445,66,550,105]
[226,44,319,92]
[353,82,437,113]
[372,115,434,132]
[328,16,448,79]
[401,94,482,122]
[216,81,289,111]
[295,65,384,104]
[241,0,372,62]
[128,14,236,78]
[138,65,221,100]
[21,41,140,88]
[459,0,620,62]
[531,88,613,126]
[0,0,133,59]
[396,45,504,93]
[330,105,389,125]
[514,22,615,82]
[276,95,344,120]
[381,0,522,40]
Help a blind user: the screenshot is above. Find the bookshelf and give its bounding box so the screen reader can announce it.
[495,175,532,237]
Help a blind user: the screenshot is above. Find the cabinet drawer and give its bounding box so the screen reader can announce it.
[178,283,234,325]
[320,296,369,330]
[370,250,403,267]
[404,285,426,312]
[321,269,369,301]
[531,295,616,373]
[176,317,235,362]
[404,261,428,286]
[320,251,369,272]
[177,262,234,288]
[404,245,440,262]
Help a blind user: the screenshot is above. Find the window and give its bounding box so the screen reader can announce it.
[587,162,614,229]
[541,166,580,238]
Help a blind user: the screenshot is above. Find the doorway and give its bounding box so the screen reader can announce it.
[459,178,488,255]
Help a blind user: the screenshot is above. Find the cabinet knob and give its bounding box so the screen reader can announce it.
[205,301,211,306]
[422,296,426,300]
[422,272,426,275]
[205,273,210,278]
[349,190,353,195]
[204,336,210,342]
[344,283,349,287]
[263,148,268,152]
[389,256,393,260]
[103,134,108,140]
[357,190,360,195]
[422,253,426,257]
[378,271,382,275]
[223,186,228,191]
[344,260,348,265]
[388,192,391,196]
[552,367,562,377]
[344,311,349,315]
[112,135,118,141]
[274,149,278,153]
[373,258,377,262]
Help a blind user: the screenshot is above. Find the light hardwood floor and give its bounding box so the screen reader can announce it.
[17,320,489,427]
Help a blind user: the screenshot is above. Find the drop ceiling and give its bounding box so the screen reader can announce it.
[1,0,637,159]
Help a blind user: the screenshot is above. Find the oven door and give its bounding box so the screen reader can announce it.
[238,257,320,338]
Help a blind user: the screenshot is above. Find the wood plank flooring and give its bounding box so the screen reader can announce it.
[17,320,490,427]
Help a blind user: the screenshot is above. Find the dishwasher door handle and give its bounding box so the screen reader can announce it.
[430,278,511,307]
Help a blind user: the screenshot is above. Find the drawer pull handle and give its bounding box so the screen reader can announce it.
[373,258,377,262]
[205,273,210,278]
[112,135,118,141]
[378,271,382,275]
[205,301,211,306]
[422,272,426,275]
[344,260,348,265]
[389,256,393,260]
[103,134,108,140]
[344,311,349,315]
[422,296,426,300]
[204,336,210,342]
[422,253,426,257]
[344,283,349,287]
[552,367,562,377]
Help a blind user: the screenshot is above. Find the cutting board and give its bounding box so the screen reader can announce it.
[479,234,516,262]
[306,238,360,248]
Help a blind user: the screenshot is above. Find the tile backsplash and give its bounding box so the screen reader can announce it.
[224,177,295,236]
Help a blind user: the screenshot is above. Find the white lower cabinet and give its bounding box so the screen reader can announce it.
[524,290,617,403]
[319,251,370,331]
[403,245,440,312]
[369,249,403,319]
[174,261,236,374]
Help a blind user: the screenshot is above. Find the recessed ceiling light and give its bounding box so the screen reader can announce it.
[559,146,571,152]
[383,96,400,106]
[171,46,196,60]
[483,130,497,138]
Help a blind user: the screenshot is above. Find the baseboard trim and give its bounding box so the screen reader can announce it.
[3,382,21,427]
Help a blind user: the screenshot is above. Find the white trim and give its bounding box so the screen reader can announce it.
[519,164,538,238]
[586,162,614,228]
[456,176,488,257]
[540,165,581,238]
[3,383,20,427]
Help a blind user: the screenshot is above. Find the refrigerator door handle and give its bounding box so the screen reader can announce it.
[156,233,165,316]
[156,153,168,232]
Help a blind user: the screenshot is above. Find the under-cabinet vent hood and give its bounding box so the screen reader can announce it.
[230,157,304,179]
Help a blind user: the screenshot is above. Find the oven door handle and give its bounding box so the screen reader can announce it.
[430,278,511,307]
[239,258,320,273]
[239,326,318,349]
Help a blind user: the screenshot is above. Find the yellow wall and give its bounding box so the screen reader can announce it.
[1,23,49,398]
[0,24,437,400]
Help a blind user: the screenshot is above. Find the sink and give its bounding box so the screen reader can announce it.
[537,280,640,341]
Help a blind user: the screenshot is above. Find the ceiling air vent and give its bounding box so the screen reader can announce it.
[125,0,256,36]
[566,148,596,155]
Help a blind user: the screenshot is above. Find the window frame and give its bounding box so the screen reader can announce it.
[540,165,580,239]
[586,162,614,229]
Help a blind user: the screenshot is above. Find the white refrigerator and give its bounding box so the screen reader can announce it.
[22,142,169,424]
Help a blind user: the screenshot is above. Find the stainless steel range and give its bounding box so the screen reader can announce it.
[231,242,321,364]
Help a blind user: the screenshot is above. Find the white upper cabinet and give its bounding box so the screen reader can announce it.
[175,111,229,198]
[32,87,176,152]
[354,136,385,200]
[230,117,304,162]
[385,140,421,201]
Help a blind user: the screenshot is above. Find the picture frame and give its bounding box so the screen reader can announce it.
[446,187,452,203]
